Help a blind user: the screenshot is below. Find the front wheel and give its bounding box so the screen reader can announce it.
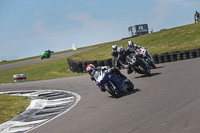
[105,85,121,98]
[126,81,134,91]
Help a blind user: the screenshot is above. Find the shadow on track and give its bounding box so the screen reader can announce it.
[154,66,164,69]
[134,72,161,78]
[109,88,141,99]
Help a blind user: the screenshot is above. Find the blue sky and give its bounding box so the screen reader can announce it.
[0,0,199,60]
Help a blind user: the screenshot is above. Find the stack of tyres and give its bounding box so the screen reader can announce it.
[152,54,159,64]
[169,52,177,62]
[196,48,200,57]
[103,58,113,67]
[164,53,171,62]
[76,62,83,73]
[177,52,183,60]
[183,51,189,60]
[189,49,197,58]
[97,60,104,67]
[158,54,165,63]
[82,61,87,73]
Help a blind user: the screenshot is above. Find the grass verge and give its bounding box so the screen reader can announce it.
[0,57,86,84]
[0,94,31,124]
[69,23,200,61]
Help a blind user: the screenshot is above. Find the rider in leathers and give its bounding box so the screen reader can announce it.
[127,41,155,68]
[115,46,134,74]
[86,64,127,92]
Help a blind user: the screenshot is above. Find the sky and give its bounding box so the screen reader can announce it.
[0,0,200,60]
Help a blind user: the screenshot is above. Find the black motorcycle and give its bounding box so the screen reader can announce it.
[126,53,151,76]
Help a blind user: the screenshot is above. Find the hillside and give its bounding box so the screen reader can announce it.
[70,23,200,61]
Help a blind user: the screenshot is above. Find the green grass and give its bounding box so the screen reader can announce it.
[69,23,200,61]
[0,57,86,84]
[0,94,31,124]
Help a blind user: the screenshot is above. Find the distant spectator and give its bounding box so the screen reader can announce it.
[194,11,200,23]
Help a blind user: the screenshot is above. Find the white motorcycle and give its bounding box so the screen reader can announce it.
[136,47,156,68]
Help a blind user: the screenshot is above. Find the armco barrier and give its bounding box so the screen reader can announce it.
[13,74,26,82]
[67,48,200,73]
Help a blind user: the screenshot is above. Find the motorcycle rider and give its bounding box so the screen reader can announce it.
[111,45,121,68]
[127,41,141,53]
[116,46,133,74]
[45,49,52,57]
[86,64,127,92]
[127,41,155,68]
[111,45,118,60]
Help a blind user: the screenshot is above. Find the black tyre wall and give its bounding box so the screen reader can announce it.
[104,58,112,67]
[97,60,104,67]
[183,51,189,60]
[152,55,159,64]
[158,54,165,63]
[170,52,177,62]
[67,47,200,73]
[177,52,183,60]
[164,54,171,62]
[189,49,197,58]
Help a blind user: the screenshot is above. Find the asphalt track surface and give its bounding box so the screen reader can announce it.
[0,57,200,133]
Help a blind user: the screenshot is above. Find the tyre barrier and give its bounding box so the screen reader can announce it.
[152,54,159,64]
[164,54,171,62]
[177,52,183,60]
[158,54,165,63]
[67,48,200,73]
[183,51,189,60]
[67,58,113,73]
[13,74,26,82]
[169,52,177,62]
[189,49,197,58]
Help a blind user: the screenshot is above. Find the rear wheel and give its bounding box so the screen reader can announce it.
[41,56,43,60]
[145,67,151,76]
[105,85,121,98]
[140,66,151,76]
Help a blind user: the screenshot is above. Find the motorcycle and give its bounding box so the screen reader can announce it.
[137,47,156,68]
[41,51,54,60]
[95,69,134,98]
[126,53,151,76]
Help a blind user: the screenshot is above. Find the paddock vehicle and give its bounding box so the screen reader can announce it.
[137,47,156,68]
[95,69,134,98]
[126,53,151,76]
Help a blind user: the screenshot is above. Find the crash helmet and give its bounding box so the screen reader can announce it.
[127,41,134,48]
[86,64,96,76]
[112,45,117,51]
[117,46,125,55]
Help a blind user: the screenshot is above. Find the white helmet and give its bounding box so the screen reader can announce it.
[117,46,125,54]
[127,41,134,48]
[86,64,96,76]
[112,45,117,51]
